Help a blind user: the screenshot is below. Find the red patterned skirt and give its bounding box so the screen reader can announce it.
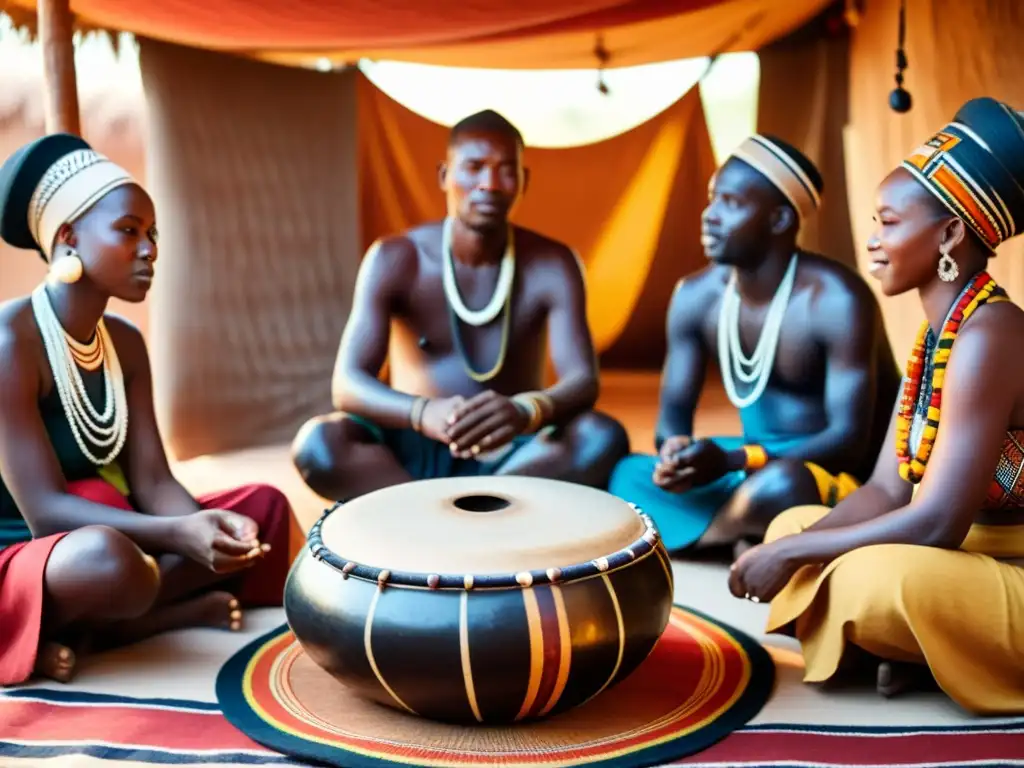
[0,479,296,686]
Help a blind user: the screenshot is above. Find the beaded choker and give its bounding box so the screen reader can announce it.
[896,271,1008,483]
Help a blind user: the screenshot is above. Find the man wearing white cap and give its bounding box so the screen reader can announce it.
[609,134,901,559]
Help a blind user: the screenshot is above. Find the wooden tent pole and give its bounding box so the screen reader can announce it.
[38,0,81,135]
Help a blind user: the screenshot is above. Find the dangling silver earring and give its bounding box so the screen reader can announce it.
[937,247,959,282]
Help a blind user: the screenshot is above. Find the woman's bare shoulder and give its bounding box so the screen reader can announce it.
[948,298,1024,395]
[0,296,41,354]
[0,297,42,395]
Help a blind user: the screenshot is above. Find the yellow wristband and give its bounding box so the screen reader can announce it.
[742,444,767,472]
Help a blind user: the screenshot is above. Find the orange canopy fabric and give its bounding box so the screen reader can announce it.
[844,0,1024,361]
[357,73,718,371]
[5,0,832,69]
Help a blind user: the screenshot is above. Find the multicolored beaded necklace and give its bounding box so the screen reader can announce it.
[896,271,1008,483]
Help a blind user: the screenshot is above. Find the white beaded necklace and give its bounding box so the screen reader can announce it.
[441,216,516,327]
[30,284,128,466]
[717,253,799,409]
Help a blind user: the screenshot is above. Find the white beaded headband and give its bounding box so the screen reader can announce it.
[729,135,821,226]
[27,149,136,260]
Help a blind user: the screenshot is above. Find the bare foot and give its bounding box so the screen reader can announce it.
[34,642,76,683]
[876,660,938,698]
[139,590,243,634]
[732,538,755,561]
[92,591,243,652]
[179,590,244,631]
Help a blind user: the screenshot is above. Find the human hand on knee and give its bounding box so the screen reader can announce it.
[654,437,732,492]
[728,538,801,603]
[170,510,269,574]
[418,395,466,444]
[657,435,691,464]
[444,390,528,458]
[654,435,694,491]
[218,510,260,543]
[653,462,696,493]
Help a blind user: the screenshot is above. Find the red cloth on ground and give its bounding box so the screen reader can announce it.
[0,479,294,686]
[0,533,68,687]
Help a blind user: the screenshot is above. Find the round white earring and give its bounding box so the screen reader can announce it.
[937,247,959,283]
[48,243,83,285]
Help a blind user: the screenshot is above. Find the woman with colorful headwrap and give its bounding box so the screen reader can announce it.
[728,97,1024,713]
[0,134,298,686]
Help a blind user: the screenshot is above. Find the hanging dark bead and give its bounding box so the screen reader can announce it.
[889,0,912,113]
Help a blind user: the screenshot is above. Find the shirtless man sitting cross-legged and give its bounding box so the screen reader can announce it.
[292,110,630,501]
[609,134,902,558]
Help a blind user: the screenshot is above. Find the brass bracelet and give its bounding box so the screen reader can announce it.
[532,392,555,423]
[511,394,542,433]
[513,392,552,433]
[410,397,428,433]
[533,396,551,431]
[527,397,544,432]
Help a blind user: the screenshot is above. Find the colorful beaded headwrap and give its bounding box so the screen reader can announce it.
[902,97,1024,252]
[0,133,135,260]
[728,134,823,228]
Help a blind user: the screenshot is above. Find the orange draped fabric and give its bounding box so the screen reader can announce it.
[6,0,832,70]
[757,18,856,272]
[356,72,718,369]
[257,0,833,71]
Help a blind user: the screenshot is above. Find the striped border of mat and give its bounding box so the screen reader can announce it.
[1,688,1022,767]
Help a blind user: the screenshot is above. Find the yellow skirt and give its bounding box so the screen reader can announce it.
[765,505,1024,714]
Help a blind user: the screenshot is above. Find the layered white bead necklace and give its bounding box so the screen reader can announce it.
[717,253,799,409]
[441,216,516,327]
[30,283,128,466]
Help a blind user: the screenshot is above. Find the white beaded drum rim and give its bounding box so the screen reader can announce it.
[305,500,661,591]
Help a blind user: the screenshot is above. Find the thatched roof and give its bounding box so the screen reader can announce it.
[1,1,125,56]
[0,15,144,149]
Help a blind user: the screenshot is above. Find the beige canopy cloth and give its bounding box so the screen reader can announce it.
[3,0,833,69]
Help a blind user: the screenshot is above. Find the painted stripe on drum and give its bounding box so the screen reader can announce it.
[537,585,572,717]
[462,590,531,722]
[514,587,544,721]
[555,575,621,712]
[654,544,674,591]
[458,591,484,723]
[363,588,418,715]
[582,574,626,704]
[529,588,563,718]
[605,547,675,691]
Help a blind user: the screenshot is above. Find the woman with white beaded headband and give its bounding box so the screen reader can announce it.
[0,134,298,685]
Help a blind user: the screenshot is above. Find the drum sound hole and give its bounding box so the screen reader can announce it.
[453,494,511,513]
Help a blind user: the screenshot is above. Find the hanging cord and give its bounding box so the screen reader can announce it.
[889,0,912,112]
[594,34,610,95]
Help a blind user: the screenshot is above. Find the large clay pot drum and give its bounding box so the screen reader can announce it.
[283,476,674,724]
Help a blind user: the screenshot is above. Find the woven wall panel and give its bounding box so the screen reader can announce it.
[139,39,360,460]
